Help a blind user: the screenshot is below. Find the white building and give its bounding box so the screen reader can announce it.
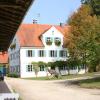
[8,24,85,78]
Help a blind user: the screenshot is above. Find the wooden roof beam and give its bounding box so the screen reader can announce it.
[0,24,17,31]
[0,28,16,34]
[0,7,23,16]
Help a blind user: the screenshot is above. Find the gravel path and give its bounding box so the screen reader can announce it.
[5,77,100,100]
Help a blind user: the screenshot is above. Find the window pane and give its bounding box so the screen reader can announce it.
[26,50,33,57]
[26,65,34,72]
[64,51,67,57]
[40,66,45,71]
[49,50,57,57]
[39,50,44,57]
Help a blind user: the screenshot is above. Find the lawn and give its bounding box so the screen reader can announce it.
[23,72,100,81]
[78,77,100,89]
[23,72,100,89]
[23,74,88,80]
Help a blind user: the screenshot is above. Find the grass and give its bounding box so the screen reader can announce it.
[78,77,100,89]
[23,74,82,80]
[23,72,100,81]
[23,72,100,89]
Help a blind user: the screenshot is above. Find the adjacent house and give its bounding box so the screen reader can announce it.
[0,52,8,75]
[8,24,85,78]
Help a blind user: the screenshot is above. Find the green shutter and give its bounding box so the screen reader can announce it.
[26,50,28,57]
[32,50,34,57]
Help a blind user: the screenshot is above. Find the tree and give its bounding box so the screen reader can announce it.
[67,5,100,72]
[31,62,39,78]
[81,0,100,16]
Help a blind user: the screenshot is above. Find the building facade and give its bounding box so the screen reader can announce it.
[8,24,86,78]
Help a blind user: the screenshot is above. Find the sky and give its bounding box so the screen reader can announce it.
[23,0,81,25]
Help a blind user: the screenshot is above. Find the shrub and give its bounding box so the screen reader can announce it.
[7,73,19,78]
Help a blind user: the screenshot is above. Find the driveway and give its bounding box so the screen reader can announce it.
[5,77,100,100]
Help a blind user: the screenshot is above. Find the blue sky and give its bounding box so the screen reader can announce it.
[23,0,81,25]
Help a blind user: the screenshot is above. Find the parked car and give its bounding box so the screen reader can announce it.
[0,71,4,81]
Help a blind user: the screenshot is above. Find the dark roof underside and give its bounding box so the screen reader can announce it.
[0,0,34,51]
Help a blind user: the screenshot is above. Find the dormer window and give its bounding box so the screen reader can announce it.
[46,37,52,45]
[55,37,61,46]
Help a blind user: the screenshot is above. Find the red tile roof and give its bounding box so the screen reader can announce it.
[0,52,8,64]
[17,24,69,47]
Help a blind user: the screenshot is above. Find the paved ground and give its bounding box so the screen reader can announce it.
[5,77,100,100]
[0,81,11,93]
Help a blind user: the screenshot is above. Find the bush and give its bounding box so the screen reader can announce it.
[7,73,19,78]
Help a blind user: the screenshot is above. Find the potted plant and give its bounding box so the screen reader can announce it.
[55,40,61,46]
[10,43,16,50]
[46,40,52,45]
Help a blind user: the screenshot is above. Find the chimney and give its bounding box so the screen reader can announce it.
[33,19,37,24]
[60,23,64,27]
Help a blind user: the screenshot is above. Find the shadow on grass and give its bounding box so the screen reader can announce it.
[54,77,100,89]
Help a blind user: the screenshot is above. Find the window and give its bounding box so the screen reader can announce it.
[10,54,13,60]
[16,51,20,58]
[63,51,67,57]
[39,50,45,57]
[16,65,20,73]
[40,66,45,71]
[60,66,67,70]
[46,37,52,42]
[59,50,67,57]
[45,37,52,45]
[15,52,17,59]
[26,50,34,57]
[55,37,61,46]
[59,50,64,57]
[26,65,34,72]
[10,53,15,60]
[49,50,57,57]
[55,37,61,41]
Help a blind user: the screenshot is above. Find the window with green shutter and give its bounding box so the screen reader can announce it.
[26,65,34,72]
[45,37,53,45]
[39,50,45,57]
[32,50,35,57]
[40,65,45,71]
[49,50,57,57]
[26,50,35,57]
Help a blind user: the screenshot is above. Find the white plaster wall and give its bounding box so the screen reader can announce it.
[8,35,20,74]
[42,26,64,49]
[60,69,86,75]
[78,69,86,74]
[69,69,78,74]
[21,71,48,78]
[20,47,68,78]
[60,70,69,75]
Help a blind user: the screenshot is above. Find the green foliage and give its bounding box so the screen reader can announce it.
[31,61,48,77]
[0,64,3,67]
[67,5,100,72]
[55,40,61,46]
[81,0,100,16]
[47,62,55,68]
[46,41,52,45]
[38,61,47,67]
[31,62,39,77]
[78,77,100,89]
[7,73,19,78]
